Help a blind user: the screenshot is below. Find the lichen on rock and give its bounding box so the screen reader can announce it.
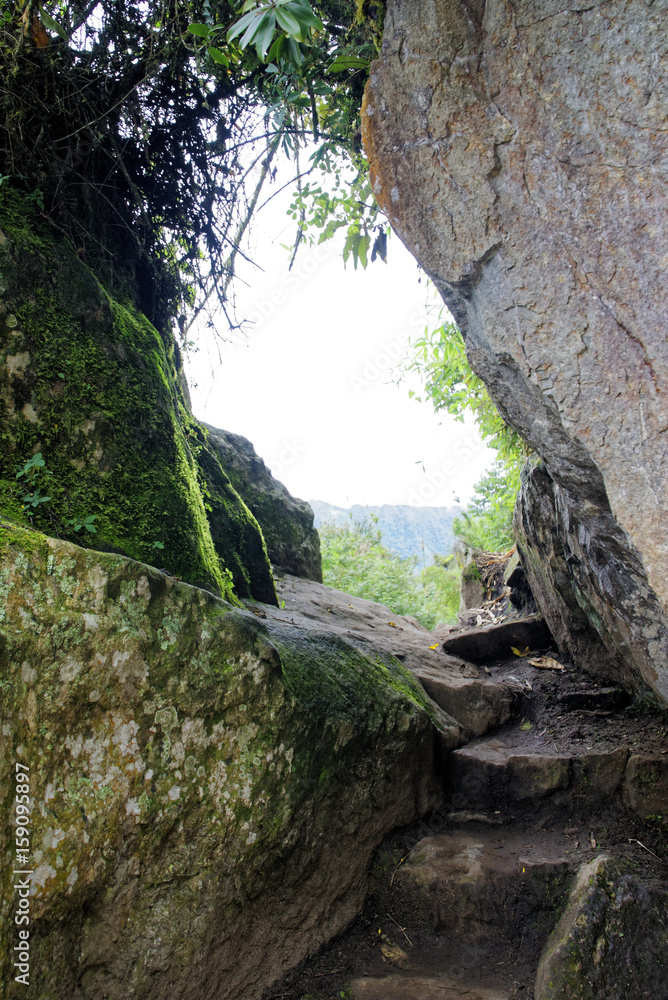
[0,525,452,1000]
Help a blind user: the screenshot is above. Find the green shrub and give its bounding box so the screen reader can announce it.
[319,516,460,628]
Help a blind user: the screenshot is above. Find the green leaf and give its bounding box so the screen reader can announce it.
[285,0,323,31]
[253,11,277,57]
[327,55,369,73]
[357,232,369,268]
[208,46,229,65]
[188,22,212,37]
[289,95,311,109]
[227,10,260,43]
[267,32,287,63]
[39,4,68,41]
[275,6,302,37]
[287,36,303,65]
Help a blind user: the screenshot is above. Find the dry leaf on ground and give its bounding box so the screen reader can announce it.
[529,656,566,671]
[380,942,411,969]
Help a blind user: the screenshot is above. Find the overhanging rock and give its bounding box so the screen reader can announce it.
[362,0,668,705]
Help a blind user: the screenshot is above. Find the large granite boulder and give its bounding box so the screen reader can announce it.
[202,423,322,582]
[0,525,453,1000]
[514,461,668,698]
[0,188,275,604]
[362,0,668,704]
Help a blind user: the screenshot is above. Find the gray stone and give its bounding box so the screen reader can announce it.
[623,754,668,826]
[415,666,512,738]
[272,573,513,739]
[455,542,486,614]
[351,975,510,1000]
[446,731,629,814]
[202,423,322,581]
[0,525,452,1000]
[440,614,554,665]
[514,461,668,698]
[362,0,668,706]
[459,555,487,613]
[398,831,571,948]
[535,856,668,1000]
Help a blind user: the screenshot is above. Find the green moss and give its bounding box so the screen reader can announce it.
[0,529,441,997]
[0,188,275,602]
[0,522,49,560]
[461,562,481,582]
[191,424,276,603]
[637,766,660,787]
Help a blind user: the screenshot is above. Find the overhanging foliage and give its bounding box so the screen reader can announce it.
[0,0,382,331]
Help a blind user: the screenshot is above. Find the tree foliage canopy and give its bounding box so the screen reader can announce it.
[398,300,530,550]
[452,459,522,552]
[0,0,382,331]
[402,312,529,464]
[319,516,461,628]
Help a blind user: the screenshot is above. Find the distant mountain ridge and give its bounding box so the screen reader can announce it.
[310,500,462,565]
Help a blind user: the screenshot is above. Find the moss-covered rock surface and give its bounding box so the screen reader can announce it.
[0,188,275,603]
[535,855,668,1000]
[0,526,453,1000]
[202,423,323,582]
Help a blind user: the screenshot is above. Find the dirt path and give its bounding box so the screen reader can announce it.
[247,576,668,1000]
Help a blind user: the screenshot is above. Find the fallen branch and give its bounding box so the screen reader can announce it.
[387,912,413,948]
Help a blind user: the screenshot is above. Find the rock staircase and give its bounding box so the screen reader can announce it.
[264,576,668,1000]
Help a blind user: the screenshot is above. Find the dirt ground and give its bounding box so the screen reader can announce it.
[255,573,668,1000]
[263,652,668,1000]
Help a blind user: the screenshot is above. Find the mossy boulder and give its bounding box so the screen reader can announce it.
[191,423,277,603]
[0,187,275,603]
[202,423,323,581]
[535,855,668,1000]
[0,526,455,1000]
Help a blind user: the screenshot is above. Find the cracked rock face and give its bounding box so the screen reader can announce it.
[363,0,668,701]
[515,462,668,701]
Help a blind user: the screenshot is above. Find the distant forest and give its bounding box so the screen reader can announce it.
[310,501,461,565]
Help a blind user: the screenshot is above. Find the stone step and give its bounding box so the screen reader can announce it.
[555,686,629,712]
[445,728,630,816]
[393,829,575,951]
[439,614,554,665]
[410,663,513,739]
[350,973,510,1000]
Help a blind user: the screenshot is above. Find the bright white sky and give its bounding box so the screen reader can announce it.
[183,162,496,509]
